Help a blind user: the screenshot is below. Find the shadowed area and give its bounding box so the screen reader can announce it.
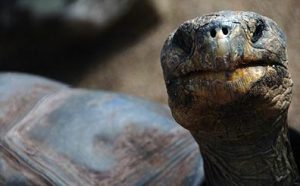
[0,0,160,84]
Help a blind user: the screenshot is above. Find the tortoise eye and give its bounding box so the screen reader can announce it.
[173,23,194,55]
[251,21,265,43]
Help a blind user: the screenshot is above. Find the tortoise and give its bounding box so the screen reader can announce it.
[161,10,299,185]
[0,11,298,185]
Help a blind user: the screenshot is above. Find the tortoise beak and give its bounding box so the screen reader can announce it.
[194,20,245,71]
[206,23,232,60]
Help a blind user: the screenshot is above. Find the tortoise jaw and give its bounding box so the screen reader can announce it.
[178,65,266,83]
[166,61,291,130]
[172,66,266,104]
[167,58,286,83]
[167,57,286,86]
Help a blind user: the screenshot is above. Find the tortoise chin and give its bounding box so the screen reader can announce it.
[166,63,291,131]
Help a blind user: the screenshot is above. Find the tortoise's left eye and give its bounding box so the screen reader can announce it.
[251,20,265,43]
[172,23,194,56]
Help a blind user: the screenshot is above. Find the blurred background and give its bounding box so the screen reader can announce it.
[0,0,299,128]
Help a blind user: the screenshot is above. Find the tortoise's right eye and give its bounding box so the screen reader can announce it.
[251,20,265,43]
[173,23,194,55]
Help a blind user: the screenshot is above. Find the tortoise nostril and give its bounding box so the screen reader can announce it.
[210,29,216,38]
[222,27,228,35]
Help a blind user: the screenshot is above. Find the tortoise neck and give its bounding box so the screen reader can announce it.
[191,113,299,186]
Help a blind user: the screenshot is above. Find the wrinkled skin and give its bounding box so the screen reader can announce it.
[161,11,299,185]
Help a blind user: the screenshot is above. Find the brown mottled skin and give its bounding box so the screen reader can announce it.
[161,11,299,185]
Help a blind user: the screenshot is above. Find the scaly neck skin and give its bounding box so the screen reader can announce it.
[191,113,299,186]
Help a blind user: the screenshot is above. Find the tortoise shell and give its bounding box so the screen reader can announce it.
[0,73,204,185]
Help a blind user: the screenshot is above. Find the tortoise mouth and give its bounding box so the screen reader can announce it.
[179,66,266,94]
[181,66,264,83]
[168,60,286,86]
[178,61,287,82]
[166,61,287,105]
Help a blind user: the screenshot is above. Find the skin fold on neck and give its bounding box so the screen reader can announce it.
[190,112,299,186]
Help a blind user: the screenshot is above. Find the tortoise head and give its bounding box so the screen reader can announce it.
[161,11,291,137]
